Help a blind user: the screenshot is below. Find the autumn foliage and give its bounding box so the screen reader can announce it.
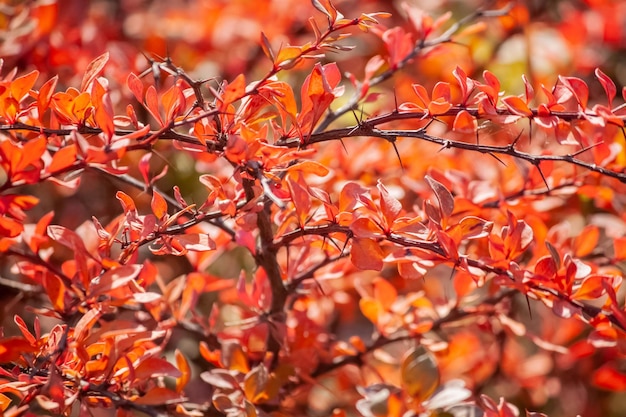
[3,0,626,416]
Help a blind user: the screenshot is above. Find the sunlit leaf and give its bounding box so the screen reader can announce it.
[401,345,440,402]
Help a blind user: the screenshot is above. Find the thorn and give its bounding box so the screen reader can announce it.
[393,88,399,112]
[488,153,507,166]
[571,141,603,157]
[534,162,550,190]
[391,141,404,171]
[437,140,450,153]
[511,129,524,148]
[339,138,348,154]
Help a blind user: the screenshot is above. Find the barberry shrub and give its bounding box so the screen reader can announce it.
[2,0,626,416]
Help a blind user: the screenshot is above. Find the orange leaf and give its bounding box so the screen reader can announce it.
[0,337,37,363]
[37,75,58,121]
[92,78,115,141]
[501,95,532,116]
[43,273,66,312]
[151,191,168,220]
[175,349,191,393]
[372,277,397,311]
[275,46,303,68]
[161,81,186,122]
[573,225,599,257]
[116,191,137,214]
[428,81,452,115]
[359,298,382,324]
[410,83,430,109]
[572,275,608,300]
[48,145,77,173]
[10,70,39,102]
[220,74,246,110]
[0,393,11,412]
[452,109,477,134]
[613,237,626,260]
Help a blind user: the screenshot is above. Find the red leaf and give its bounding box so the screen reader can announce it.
[135,357,182,381]
[127,72,144,103]
[377,181,402,228]
[351,217,383,238]
[480,70,500,104]
[452,66,474,105]
[88,264,142,297]
[592,363,626,391]
[175,234,216,252]
[287,173,312,226]
[428,81,452,115]
[534,255,557,279]
[80,52,109,92]
[559,76,589,109]
[145,85,164,126]
[73,306,103,342]
[14,315,36,345]
[425,175,454,219]
[134,387,185,406]
[351,238,384,271]
[312,0,339,23]
[522,74,534,103]
[595,68,616,108]
[259,32,275,61]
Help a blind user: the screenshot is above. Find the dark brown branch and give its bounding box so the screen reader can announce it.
[242,175,288,366]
